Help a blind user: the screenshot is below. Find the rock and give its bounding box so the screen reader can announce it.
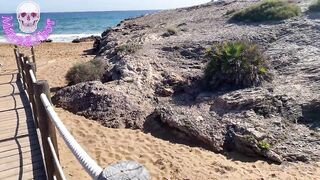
[52,81,145,129]
[54,0,320,163]
[72,39,81,43]
[226,125,282,164]
[155,86,174,97]
[263,150,283,164]
[42,39,52,43]
[152,106,226,152]
[72,35,101,43]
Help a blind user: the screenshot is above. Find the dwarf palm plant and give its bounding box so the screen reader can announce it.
[205,41,271,89]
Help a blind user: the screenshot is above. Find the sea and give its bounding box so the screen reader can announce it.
[0,10,157,42]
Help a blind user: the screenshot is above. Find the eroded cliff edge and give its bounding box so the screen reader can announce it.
[53,0,320,163]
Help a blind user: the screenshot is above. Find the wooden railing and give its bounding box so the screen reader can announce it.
[13,46,150,180]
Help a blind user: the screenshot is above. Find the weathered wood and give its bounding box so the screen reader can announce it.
[23,58,32,93]
[19,54,27,89]
[24,62,38,128]
[0,72,46,180]
[34,80,59,180]
[13,46,21,79]
[98,161,150,180]
[31,46,37,71]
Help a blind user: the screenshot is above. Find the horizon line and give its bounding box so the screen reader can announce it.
[0,9,164,14]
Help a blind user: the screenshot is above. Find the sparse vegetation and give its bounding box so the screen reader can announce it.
[231,0,301,22]
[205,41,271,89]
[309,0,320,12]
[65,59,107,85]
[116,43,141,54]
[225,9,236,16]
[258,140,271,150]
[244,135,256,142]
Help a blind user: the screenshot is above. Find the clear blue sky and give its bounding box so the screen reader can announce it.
[0,0,211,13]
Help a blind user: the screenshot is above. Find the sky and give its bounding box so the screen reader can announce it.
[0,0,211,13]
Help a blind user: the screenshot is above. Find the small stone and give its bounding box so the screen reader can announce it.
[156,87,174,97]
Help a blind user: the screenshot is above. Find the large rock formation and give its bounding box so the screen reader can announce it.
[52,81,146,129]
[53,0,320,163]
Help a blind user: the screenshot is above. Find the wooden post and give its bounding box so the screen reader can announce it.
[19,54,27,89]
[13,45,22,79]
[24,62,39,128]
[34,80,60,180]
[31,46,37,71]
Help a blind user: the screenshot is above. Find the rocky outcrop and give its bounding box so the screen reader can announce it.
[52,81,146,129]
[72,35,101,43]
[54,0,320,163]
[42,39,53,43]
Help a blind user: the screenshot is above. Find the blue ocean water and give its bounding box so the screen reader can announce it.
[0,10,156,42]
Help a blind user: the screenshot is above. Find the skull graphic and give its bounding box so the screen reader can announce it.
[16,1,40,33]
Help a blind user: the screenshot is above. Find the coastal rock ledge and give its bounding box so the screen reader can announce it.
[53,0,320,163]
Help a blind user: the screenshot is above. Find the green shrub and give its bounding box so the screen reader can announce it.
[258,140,271,150]
[116,43,141,54]
[231,0,301,22]
[65,59,107,85]
[205,41,271,89]
[309,0,320,12]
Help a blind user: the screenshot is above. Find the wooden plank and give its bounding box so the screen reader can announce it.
[0,120,33,127]
[3,168,46,180]
[0,161,45,179]
[0,139,39,153]
[0,70,45,179]
[0,125,36,135]
[0,143,40,159]
[0,111,29,118]
[0,116,34,125]
[0,109,32,118]
[0,149,42,165]
[0,107,30,114]
[0,136,39,148]
[0,74,16,83]
[0,156,44,173]
[0,103,26,110]
[0,111,30,118]
[22,169,47,180]
[0,129,37,140]
[0,86,20,96]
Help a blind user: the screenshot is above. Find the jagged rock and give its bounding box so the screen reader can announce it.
[42,39,52,43]
[226,125,282,163]
[152,106,226,152]
[155,86,174,97]
[72,35,101,43]
[55,0,320,163]
[52,81,145,129]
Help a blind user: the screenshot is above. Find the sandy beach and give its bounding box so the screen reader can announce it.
[0,42,319,179]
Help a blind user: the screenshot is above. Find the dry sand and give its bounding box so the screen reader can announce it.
[0,43,319,179]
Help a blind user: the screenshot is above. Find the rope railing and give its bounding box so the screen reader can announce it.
[41,93,103,179]
[29,69,37,83]
[13,47,150,180]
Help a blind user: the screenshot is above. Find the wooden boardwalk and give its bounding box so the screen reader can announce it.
[0,72,46,180]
